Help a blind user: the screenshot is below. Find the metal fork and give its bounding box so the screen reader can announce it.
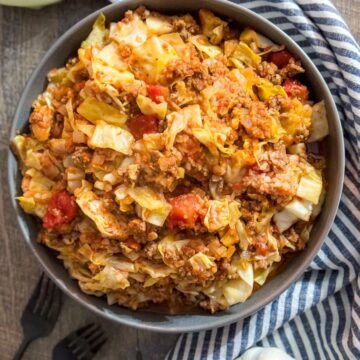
[13,273,62,360]
[52,323,107,360]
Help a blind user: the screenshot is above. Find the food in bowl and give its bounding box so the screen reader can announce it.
[12,7,329,313]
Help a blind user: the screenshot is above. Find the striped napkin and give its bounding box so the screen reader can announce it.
[166,1,360,359]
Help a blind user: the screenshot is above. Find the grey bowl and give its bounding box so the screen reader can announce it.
[7,0,344,333]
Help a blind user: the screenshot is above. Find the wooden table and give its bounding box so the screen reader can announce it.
[0,1,358,359]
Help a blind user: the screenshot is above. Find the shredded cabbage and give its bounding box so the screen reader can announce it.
[204,200,240,232]
[130,36,178,84]
[66,167,85,193]
[81,13,107,49]
[110,13,147,47]
[236,219,252,250]
[223,261,253,305]
[137,259,174,278]
[220,228,239,247]
[158,234,190,268]
[11,135,27,162]
[199,9,227,45]
[145,15,173,35]
[288,143,306,157]
[180,104,203,128]
[159,33,189,57]
[273,208,298,233]
[240,27,283,52]
[93,265,130,290]
[92,58,136,89]
[127,187,171,226]
[192,124,235,157]
[296,166,323,204]
[16,196,37,215]
[114,184,134,212]
[190,35,222,58]
[88,121,134,155]
[189,252,217,273]
[228,42,261,67]
[285,199,313,221]
[307,100,329,142]
[77,97,127,126]
[136,94,167,120]
[75,181,127,238]
[256,78,287,101]
[164,111,188,149]
[254,265,274,286]
[280,99,312,139]
[94,42,127,70]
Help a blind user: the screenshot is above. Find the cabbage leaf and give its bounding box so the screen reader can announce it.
[273,208,298,233]
[199,9,226,45]
[204,199,240,232]
[256,78,287,101]
[77,97,127,126]
[189,252,217,272]
[145,15,173,35]
[190,35,222,58]
[88,121,134,155]
[75,181,127,238]
[127,186,171,226]
[110,13,147,47]
[307,100,329,142]
[81,13,108,49]
[130,36,178,84]
[296,165,323,204]
[223,261,253,305]
[285,199,313,221]
[136,94,167,120]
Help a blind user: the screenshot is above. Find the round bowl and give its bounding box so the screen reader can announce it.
[7,0,344,333]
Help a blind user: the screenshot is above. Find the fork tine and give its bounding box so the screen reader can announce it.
[47,286,62,321]
[57,323,107,360]
[40,279,56,317]
[68,323,97,348]
[80,323,100,340]
[24,273,44,313]
[83,325,102,342]
[75,332,107,360]
[33,275,50,314]
[89,334,107,354]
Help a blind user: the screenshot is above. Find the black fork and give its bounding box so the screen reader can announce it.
[13,273,62,360]
[52,323,107,360]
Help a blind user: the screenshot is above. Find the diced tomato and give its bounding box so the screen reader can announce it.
[268,50,293,69]
[254,238,269,257]
[147,85,169,104]
[43,190,78,229]
[167,193,204,230]
[283,78,309,102]
[128,114,159,140]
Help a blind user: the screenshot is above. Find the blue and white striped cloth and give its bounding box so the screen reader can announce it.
[165,1,360,359]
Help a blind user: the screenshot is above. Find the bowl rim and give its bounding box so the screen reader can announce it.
[7,0,344,333]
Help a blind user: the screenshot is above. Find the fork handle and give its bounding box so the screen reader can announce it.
[13,337,32,360]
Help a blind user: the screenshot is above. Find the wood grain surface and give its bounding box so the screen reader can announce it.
[0,1,358,359]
